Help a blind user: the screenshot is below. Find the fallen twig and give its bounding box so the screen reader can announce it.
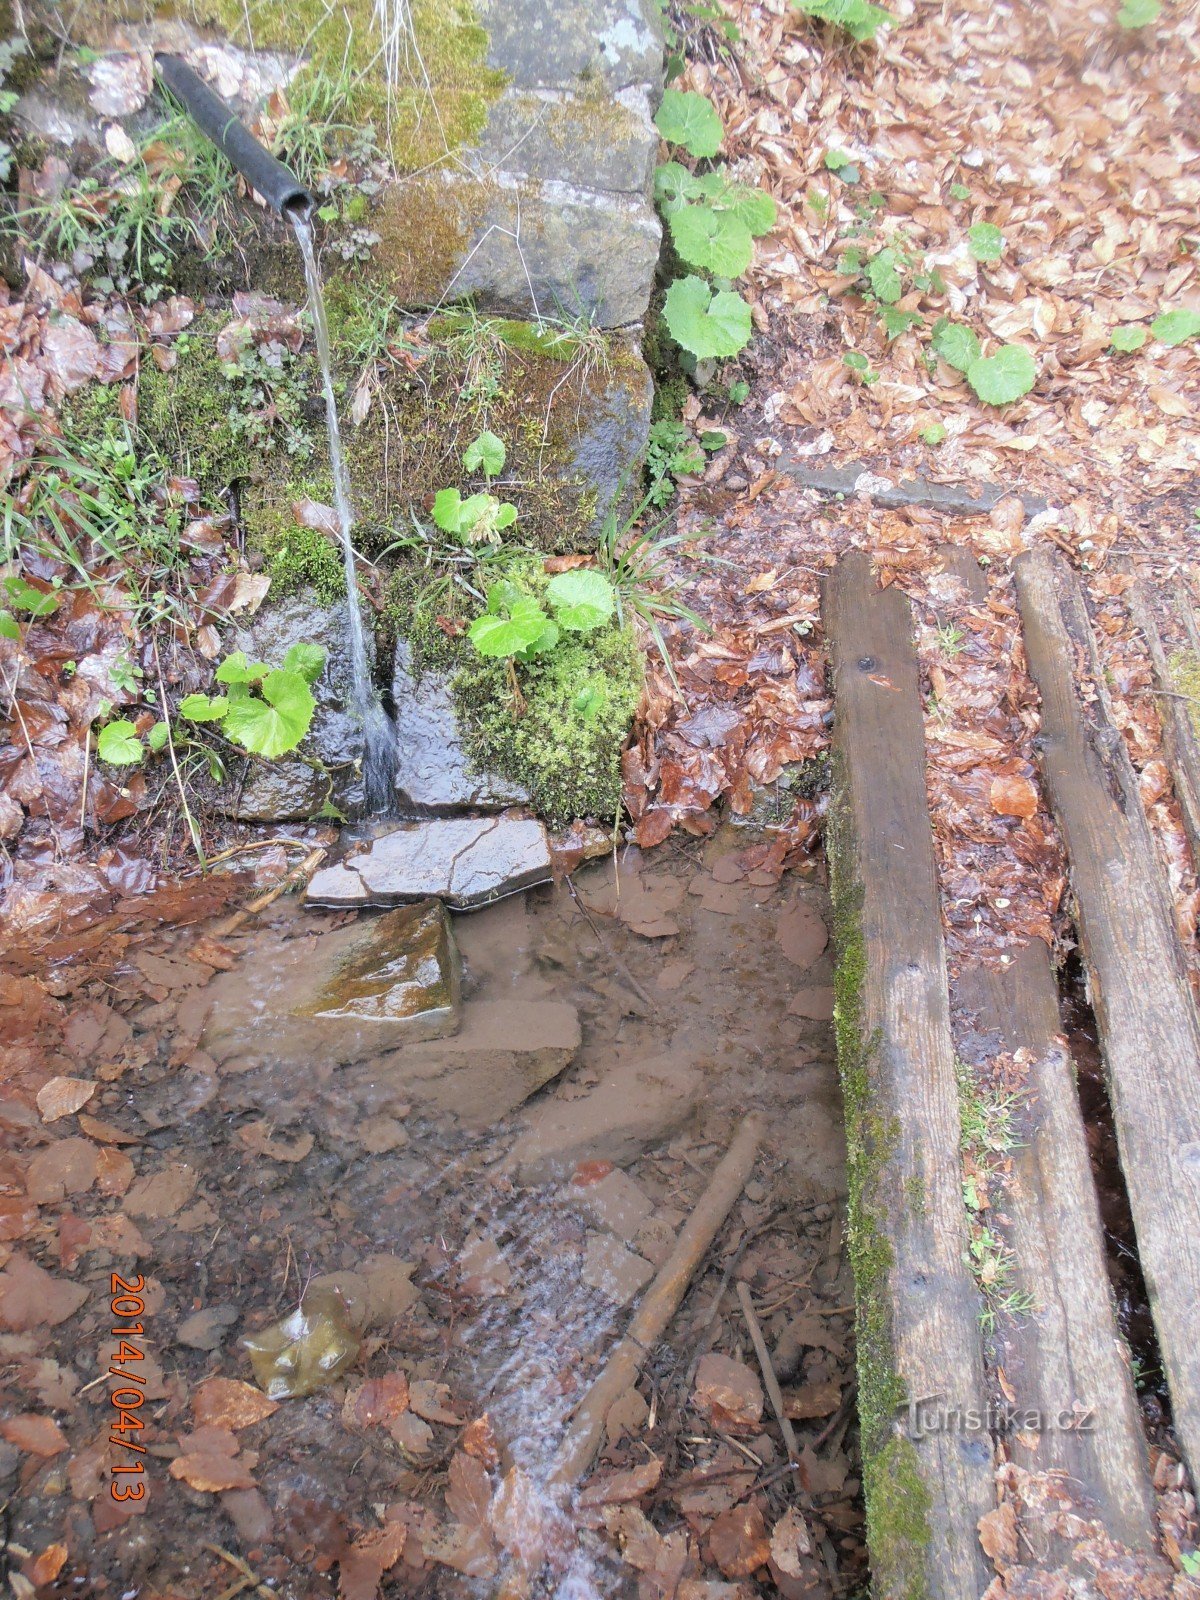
[210,845,327,940]
[737,1279,813,1505]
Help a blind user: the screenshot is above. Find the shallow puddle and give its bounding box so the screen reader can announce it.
[3,828,859,1596]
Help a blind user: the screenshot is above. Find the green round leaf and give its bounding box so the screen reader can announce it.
[432,487,465,533]
[469,594,551,659]
[931,318,982,372]
[723,185,776,237]
[1117,0,1160,26]
[663,275,753,360]
[967,223,1004,263]
[654,161,702,213]
[97,719,144,765]
[224,669,316,758]
[921,422,948,445]
[669,204,754,277]
[966,345,1038,406]
[654,89,723,158]
[463,429,506,476]
[179,692,229,723]
[215,650,269,685]
[282,641,328,684]
[1110,324,1148,352]
[1151,308,1200,346]
[546,569,616,633]
[0,611,19,640]
[865,247,903,304]
[2,575,59,617]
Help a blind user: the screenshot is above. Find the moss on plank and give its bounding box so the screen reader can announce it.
[1169,648,1200,739]
[827,754,933,1599]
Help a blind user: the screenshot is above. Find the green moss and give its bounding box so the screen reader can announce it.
[246,483,346,603]
[827,758,933,1598]
[454,625,643,824]
[863,1437,934,1600]
[1169,649,1200,739]
[174,0,505,171]
[136,318,253,487]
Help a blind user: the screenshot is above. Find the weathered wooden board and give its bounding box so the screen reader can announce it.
[1123,572,1200,866]
[825,551,994,1600]
[1015,546,1200,1490]
[956,945,1156,1550]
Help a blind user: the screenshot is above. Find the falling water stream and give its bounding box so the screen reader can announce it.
[291,208,397,811]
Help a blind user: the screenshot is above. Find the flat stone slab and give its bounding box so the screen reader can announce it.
[581,1232,654,1307]
[391,641,529,815]
[561,1167,653,1242]
[370,998,582,1128]
[201,901,461,1069]
[505,1046,701,1182]
[305,816,553,912]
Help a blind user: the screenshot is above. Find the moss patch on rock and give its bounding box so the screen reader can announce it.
[172,0,506,171]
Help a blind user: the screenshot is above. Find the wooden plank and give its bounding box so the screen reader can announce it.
[956,945,1156,1549]
[1122,572,1200,865]
[825,550,994,1600]
[1014,546,1200,1489]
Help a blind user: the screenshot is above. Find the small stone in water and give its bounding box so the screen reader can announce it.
[243,1287,360,1400]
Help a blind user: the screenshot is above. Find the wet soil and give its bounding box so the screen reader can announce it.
[0,829,860,1597]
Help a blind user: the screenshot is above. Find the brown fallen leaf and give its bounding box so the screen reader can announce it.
[0,1254,89,1330]
[28,1544,69,1587]
[345,1372,410,1428]
[578,1458,663,1508]
[388,1410,434,1460]
[1,1413,69,1456]
[694,1353,765,1430]
[192,1376,279,1431]
[408,1378,462,1424]
[35,1076,97,1122]
[462,1413,500,1469]
[707,1501,771,1579]
[978,1500,1019,1568]
[169,1426,256,1493]
[989,774,1039,820]
[337,1519,407,1600]
[237,1122,315,1163]
[124,1162,199,1218]
[769,1505,813,1574]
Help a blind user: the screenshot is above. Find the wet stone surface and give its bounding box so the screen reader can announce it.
[390,641,529,815]
[200,900,462,1069]
[304,815,554,910]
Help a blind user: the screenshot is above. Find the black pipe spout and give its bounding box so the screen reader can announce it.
[154,54,313,218]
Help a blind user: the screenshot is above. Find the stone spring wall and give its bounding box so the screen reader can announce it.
[9,0,668,825]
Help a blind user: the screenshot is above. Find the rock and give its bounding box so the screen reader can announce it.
[563,1167,653,1242]
[775,903,830,968]
[201,901,462,1069]
[176,1305,240,1351]
[222,589,373,822]
[582,1232,654,1307]
[506,1046,701,1182]
[373,0,664,326]
[788,986,835,1021]
[370,998,581,1128]
[305,816,553,911]
[391,640,529,814]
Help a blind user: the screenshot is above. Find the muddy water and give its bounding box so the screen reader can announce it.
[7,830,855,1596]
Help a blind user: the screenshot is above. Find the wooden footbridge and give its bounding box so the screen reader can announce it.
[825,549,1200,1597]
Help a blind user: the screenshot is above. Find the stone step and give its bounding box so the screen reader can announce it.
[304,815,554,911]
